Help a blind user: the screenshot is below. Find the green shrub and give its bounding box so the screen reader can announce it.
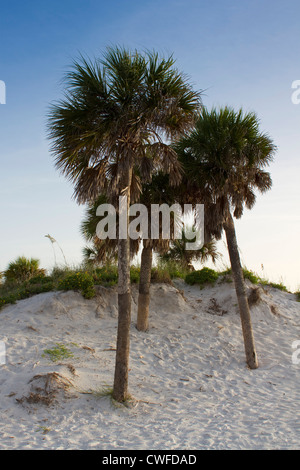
[241,268,288,291]
[268,282,288,292]
[150,266,172,284]
[93,265,140,285]
[4,257,45,284]
[0,277,55,309]
[57,272,95,299]
[27,274,51,285]
[158,260,188,280]
[0,292,19,307]
[185,267,219,286]
[130,266,140,283]
[93,265,118,285]
[241,268,261,284]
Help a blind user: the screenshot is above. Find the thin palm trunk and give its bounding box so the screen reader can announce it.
[136,240,153,331]
[113,167,133,402]
[223,212,258,370]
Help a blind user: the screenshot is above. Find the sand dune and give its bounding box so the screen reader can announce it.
[0,279,299,450]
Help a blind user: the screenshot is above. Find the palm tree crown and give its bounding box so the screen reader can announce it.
[176,106,276,238]
[47,47,201,205]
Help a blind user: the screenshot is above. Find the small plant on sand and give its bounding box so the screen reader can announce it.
[42,343,75,362]
[88,385,134,408]
[36,426,51,435]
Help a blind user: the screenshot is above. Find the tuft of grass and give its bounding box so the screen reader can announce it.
[242,267,288,292]
[42,343,75,362]
[83,384,134,408]
[242,268,261,285]
[36,426,51,435]
[90,385,114,398]
[268,282,288,292]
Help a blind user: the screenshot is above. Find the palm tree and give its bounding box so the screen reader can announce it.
[47,46,201,401]
[175,106,276,370]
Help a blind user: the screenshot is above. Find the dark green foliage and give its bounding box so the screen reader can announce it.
[129,266,140,284]
[93,265,119,286]
[268,282,288,292]
[4,257,45,284]
[242,268,288,292]
[0,278,55,308]
[57,272,95,299]
[242,268,261,285]
[185,267,219,286]
[92,265,140,285]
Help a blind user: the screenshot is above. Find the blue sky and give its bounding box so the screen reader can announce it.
[0,0,299,290]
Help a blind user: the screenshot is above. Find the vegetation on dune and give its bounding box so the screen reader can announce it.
[0,256,291,311]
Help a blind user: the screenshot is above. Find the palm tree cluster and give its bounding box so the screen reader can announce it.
[47,46,276,401]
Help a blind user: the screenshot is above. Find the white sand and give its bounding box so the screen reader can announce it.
[0,279,299,450]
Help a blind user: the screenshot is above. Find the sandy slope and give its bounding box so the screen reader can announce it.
[0,279,299,450]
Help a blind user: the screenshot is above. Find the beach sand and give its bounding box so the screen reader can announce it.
[0,278,299,449]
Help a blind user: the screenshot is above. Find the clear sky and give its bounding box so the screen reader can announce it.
[0,0,299,291]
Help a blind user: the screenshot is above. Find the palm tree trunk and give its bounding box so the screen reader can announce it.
[223,212,258,370]
[113,167,133,402]
[136,240,153,331]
